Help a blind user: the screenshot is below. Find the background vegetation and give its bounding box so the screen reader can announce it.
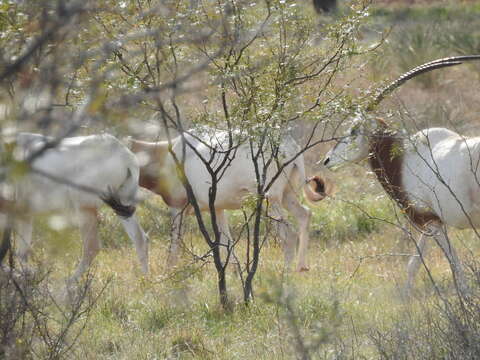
[1,0,480,358]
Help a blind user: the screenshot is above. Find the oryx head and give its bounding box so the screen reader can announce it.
[322,113,375,169]
[322,55,480,170]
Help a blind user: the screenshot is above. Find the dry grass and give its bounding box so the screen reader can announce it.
[26,174,479,358]
[6,1,480,358]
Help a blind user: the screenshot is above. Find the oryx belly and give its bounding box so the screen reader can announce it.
[176,132,298,211]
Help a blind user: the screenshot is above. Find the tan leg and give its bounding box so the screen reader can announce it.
[215,210,238,267]
[68,208,99,284]
[120,214,149,274]
[167,208,183,267]
[269,202,296,270]
[405,232,429,297]
[282,188,311,272]
[432,226,467,293]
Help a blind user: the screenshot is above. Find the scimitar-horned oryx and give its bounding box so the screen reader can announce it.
[322,55,480,294]
[129,129,333,272]
[2,133,149,284]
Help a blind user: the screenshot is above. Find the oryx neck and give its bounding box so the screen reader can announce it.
[130,139,170,192]
[368,131,440,228]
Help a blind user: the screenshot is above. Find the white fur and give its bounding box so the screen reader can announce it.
[403,128,480,228]
[323,120,480,294]
[8,133,149,283]
[131,129,324,271]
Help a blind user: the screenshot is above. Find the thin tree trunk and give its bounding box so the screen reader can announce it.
[0,223,12,265]
[244,197,263,303]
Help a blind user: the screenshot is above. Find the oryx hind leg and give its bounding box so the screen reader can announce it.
[68,208,100,285]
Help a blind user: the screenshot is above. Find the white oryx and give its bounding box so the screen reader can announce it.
[322,55,480,294]
[3,133,149,283]
[129,129,332,271]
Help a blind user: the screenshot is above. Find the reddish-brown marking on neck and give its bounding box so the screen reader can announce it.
[368,131,441,228]
[138,172,158,192]
[138,171,188,208]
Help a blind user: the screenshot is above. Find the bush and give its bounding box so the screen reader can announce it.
[0,265,103,359]
[371,271,480,359]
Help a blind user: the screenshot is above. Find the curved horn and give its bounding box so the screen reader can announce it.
[366,55,480,111]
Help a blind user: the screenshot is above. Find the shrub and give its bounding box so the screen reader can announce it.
[0,266,102,359]
[370,270,480,359]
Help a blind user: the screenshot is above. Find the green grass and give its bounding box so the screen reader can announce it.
[363,1,480,83]
[27,173,478,358]
[25,133,480,358]
[370,2,480,22]
[8,1,480,358]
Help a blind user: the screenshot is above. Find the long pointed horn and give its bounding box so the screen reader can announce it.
[366,55,480,111]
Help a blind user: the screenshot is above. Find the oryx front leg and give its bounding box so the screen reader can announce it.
[405,232,429,297]
[69,208,100,284]
[215,210,237,267]
[120,214,149,274]
[283,188,311,272]
[270,203,296,270]
[432,226,467,294]
[167,208,184,268]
